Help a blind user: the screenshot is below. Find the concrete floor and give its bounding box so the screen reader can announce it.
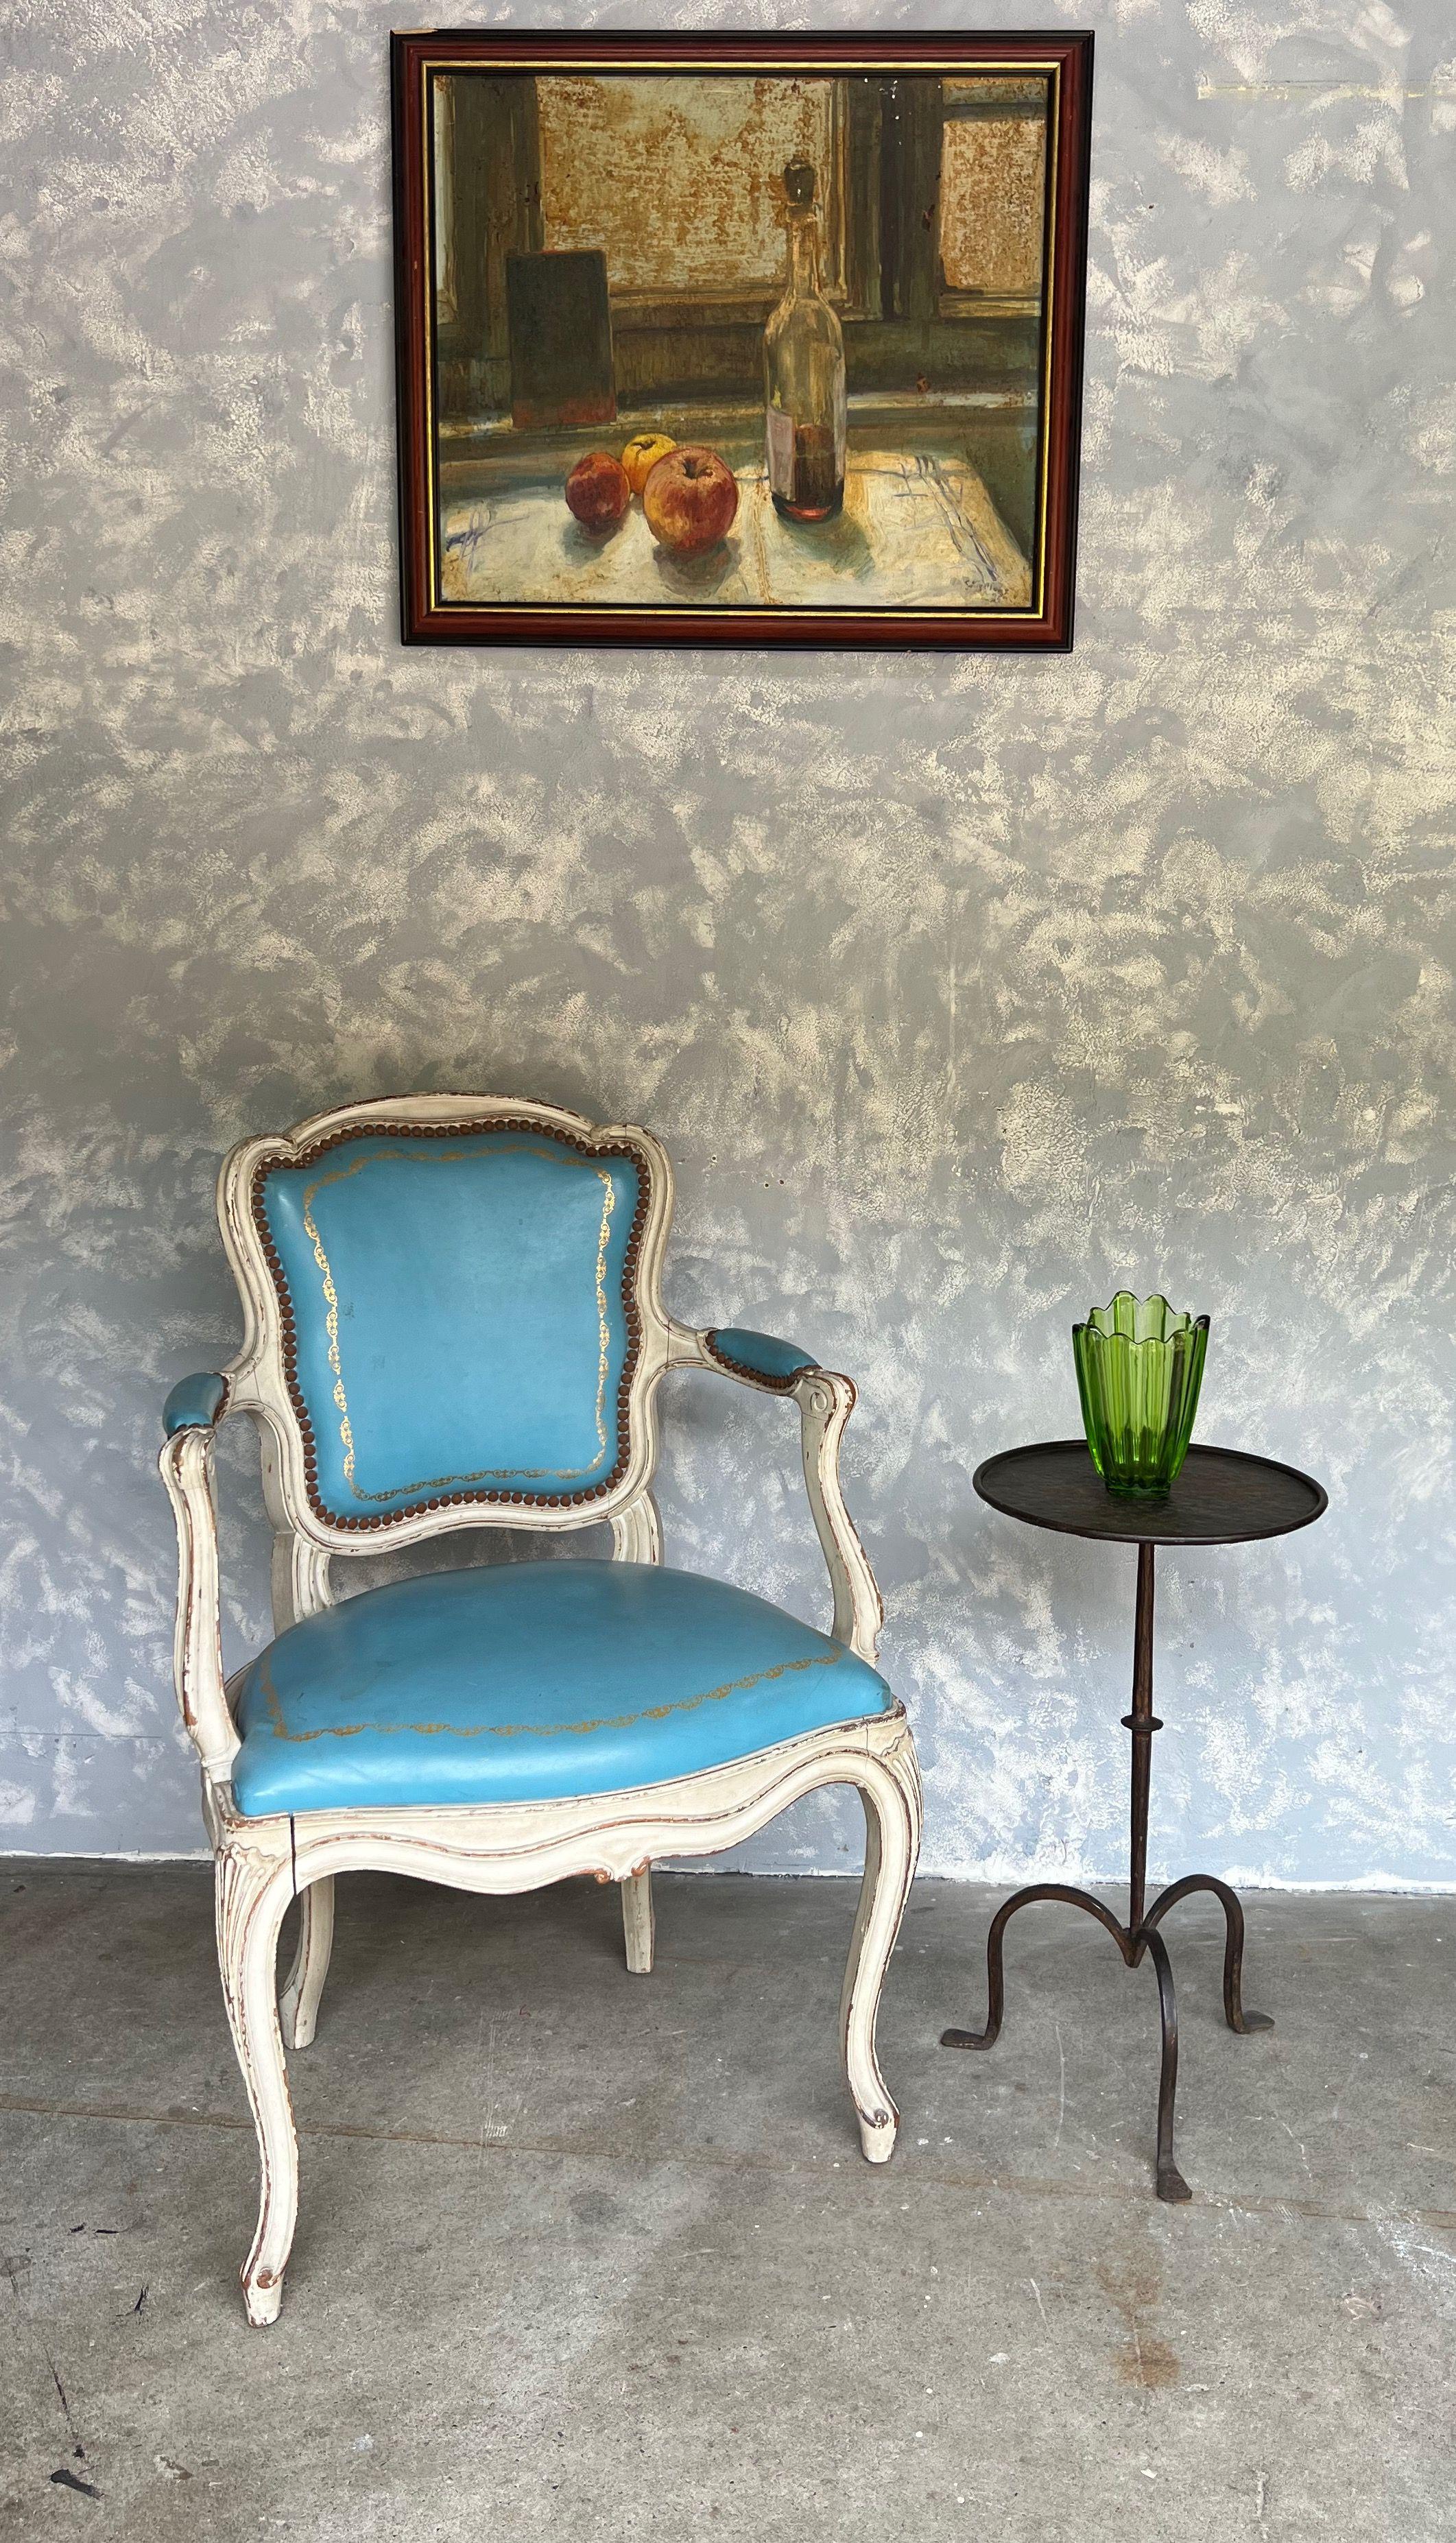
[2,1865,1453,2541]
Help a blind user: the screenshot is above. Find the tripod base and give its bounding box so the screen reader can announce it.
[940,1872,1271,2202]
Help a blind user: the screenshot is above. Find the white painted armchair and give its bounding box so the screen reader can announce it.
[160,1095,922,2324]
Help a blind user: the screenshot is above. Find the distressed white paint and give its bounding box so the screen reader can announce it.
[206,1721,921,2324]
[1,1,1453,1887]
[166,1093,921,2319]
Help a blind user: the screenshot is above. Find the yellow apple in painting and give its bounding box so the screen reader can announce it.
[621,431,677,498]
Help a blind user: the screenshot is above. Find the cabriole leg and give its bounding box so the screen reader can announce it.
[839,1741,922,2163]
[279,1873,335,2051]
[621,1867,654,1974]
[215,1840,299,2326]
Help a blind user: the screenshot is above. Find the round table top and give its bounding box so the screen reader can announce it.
[972,1440,1327,1547]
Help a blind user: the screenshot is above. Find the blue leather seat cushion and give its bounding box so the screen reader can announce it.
[232,1560,892,1817]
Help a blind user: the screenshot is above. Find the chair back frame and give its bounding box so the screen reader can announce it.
[217,1093,681,1563]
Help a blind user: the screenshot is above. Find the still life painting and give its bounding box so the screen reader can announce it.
[392,32,1093,649]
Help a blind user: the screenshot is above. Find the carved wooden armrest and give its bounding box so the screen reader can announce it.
[673,1326,885,1667]
[158,1373,241,1782]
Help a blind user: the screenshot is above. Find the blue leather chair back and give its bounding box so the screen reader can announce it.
[254,1122,646,1528]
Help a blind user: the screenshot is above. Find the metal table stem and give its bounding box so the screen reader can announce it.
[942,1538,1274,2204]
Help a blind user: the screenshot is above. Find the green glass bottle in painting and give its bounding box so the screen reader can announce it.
[1072,1293,1210,1499]
[764,160,846,523]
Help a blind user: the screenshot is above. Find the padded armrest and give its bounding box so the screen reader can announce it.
[163,1371,229,1437]
[702,1328,820,1391]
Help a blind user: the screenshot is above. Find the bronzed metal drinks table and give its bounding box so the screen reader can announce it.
[942,1440,1327,2202]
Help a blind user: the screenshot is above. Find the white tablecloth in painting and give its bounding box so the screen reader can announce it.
[439,452,1031,614]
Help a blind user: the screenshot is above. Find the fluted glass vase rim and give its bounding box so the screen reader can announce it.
[1071,1290,1210,1498]
[1073,1289,1211,1348]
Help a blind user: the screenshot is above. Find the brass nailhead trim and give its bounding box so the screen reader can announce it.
[250,1114,651,1533]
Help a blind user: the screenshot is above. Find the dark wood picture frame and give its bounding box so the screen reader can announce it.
[392,30,1093,651]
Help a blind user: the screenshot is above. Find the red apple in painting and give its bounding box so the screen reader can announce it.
[643,446,739,556]
[565,451,630,533]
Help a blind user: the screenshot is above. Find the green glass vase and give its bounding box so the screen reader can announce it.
[1072,1292,1209,1498]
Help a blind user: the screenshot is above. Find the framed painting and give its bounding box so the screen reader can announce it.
[392,30,1093,651]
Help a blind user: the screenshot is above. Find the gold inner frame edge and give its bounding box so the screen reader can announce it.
[416,54,1064,620]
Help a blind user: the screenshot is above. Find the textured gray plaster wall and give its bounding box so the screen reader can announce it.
[1,1,1453,1881]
